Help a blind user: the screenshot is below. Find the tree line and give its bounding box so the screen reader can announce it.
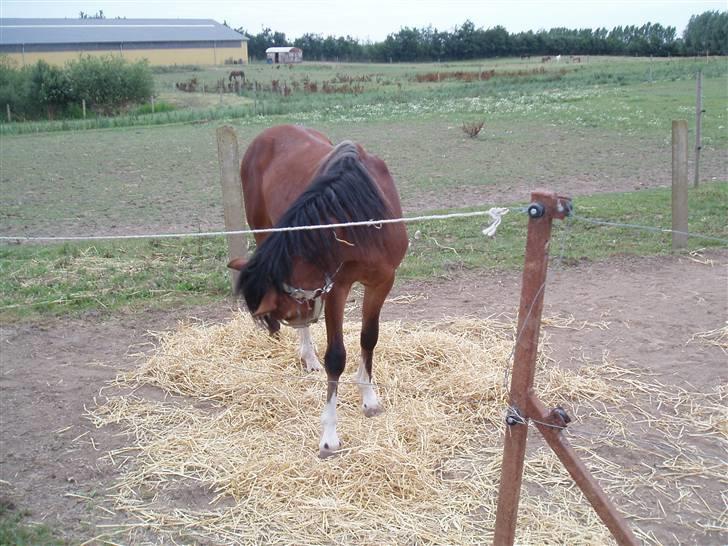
[239,10,726,62]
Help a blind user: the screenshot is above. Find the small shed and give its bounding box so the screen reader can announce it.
[266,46,302,64]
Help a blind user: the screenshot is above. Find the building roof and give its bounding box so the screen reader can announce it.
[0,18,247,45]
[265,47,301,53]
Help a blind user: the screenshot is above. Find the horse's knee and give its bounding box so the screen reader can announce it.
[324,340,346,377]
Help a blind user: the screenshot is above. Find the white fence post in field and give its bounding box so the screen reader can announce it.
[216,126,247,292]
[672,120,689,250]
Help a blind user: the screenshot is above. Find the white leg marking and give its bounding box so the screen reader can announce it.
[356,357,382,417]
[319,394,340,457]
[298,327,322,372]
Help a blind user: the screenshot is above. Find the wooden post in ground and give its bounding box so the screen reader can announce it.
[216,126,246,291]
[694,70,703,187]
[494,190,638,546]
[672,120,689,250]
[6,104,11,123]
[151,95,156,114]
[82,99,86,119]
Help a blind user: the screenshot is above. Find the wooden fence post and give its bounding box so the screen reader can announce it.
[672,120,689,250]
[82,99,86,119]
[216,126,246,291]
[694,70,703,187]
[494,190,638,546]
[6,104,11,123]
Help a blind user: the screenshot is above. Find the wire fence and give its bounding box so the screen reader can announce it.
[0,207,516,242]
[3,199,722,446]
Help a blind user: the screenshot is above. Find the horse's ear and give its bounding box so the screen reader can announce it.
[227,257,247,271]
[253,289,278,317]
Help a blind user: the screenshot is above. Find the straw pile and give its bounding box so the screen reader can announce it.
[88,314,727,545]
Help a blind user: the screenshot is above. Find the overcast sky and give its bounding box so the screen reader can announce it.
[1,1,724,42]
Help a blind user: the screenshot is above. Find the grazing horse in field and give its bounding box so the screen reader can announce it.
[229,70,245,82]
[228,125,408,458]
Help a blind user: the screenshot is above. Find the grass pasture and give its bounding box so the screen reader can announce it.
[1,55,727,321]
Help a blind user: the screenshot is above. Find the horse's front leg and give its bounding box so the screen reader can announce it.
[356,275,395,417]
[318,283,350,458]
[298,327,322,372]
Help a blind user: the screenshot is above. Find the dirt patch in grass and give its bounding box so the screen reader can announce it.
[1,250,725,544]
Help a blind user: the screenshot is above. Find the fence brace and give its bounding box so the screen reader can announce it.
[493,190,638,546]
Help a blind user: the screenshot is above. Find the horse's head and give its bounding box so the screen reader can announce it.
[228,257,331,330]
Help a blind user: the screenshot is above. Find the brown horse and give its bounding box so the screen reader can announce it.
[228,125,408,457]
[228,70,245,82]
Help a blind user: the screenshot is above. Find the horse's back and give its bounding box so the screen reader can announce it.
[240,125,406,268]
[241,125,333,231]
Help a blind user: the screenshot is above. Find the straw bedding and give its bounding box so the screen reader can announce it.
[88,314,727,545]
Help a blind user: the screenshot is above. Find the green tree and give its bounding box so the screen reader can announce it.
[28,60,76,119]
[684,10,728,55]
[67,55,152,114]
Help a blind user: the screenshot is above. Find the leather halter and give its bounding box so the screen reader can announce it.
[280,274,334,328]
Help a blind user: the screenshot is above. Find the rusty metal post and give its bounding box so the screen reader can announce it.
[524,393,639,545]
[494,190,568,545]
[493,190,638,546]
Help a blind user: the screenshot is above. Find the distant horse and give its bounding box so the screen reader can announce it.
[229,70,245,82]
[228,125,408,458]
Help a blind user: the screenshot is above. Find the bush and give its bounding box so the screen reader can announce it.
[67,55,154,114]
[28,60,77,119]
[0,55,154,121]
[0,56,30,119]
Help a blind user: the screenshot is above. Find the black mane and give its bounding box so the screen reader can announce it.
[237,142,391,313]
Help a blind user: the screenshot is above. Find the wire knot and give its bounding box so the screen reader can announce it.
[482,207,510,237]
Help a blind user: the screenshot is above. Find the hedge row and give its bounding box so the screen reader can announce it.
[0,55,154,121]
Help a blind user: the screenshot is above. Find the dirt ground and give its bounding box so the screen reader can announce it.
[1,250,726,544]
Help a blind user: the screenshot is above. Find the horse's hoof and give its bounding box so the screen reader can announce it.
[301,358,323,372]
[363,404,383,418]
[306,361,323,372]
[318,445,340,459]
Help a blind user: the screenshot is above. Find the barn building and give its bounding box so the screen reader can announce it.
[265,46,303,64]
[0,18,248,67]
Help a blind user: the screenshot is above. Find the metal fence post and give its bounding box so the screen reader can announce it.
[694,70,703,187]
[672,120,689,250]
[493,190,638,546]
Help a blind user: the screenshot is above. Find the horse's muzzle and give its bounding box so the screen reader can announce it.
[280,296,325,329]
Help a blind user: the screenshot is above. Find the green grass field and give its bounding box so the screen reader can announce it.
[1,183,725,321]
[0,56,726,321]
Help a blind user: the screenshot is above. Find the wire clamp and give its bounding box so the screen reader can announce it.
[549,406,572,428]
[505,406,526,426]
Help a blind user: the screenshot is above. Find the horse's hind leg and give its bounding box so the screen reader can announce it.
[356,276,394,417]
[298,327,322,372]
